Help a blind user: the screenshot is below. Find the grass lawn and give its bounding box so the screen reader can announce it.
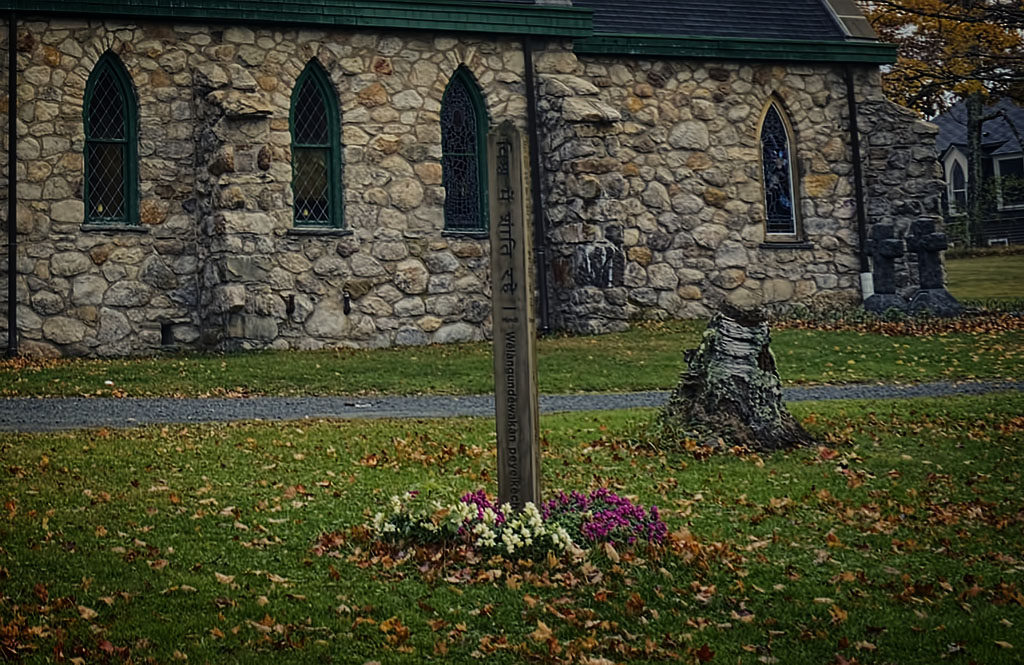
[946,253,1024,301]
[3,321,1023,397]
[2,392,1022,663]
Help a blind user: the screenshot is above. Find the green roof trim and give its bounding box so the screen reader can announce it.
[574,33,896,64]
[0,0,592,38]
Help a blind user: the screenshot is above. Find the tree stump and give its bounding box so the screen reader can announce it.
[658,303,815,452]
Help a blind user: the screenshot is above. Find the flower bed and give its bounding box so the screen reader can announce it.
[370,488,666,559]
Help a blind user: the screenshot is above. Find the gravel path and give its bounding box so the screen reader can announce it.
[2,380,1021,433]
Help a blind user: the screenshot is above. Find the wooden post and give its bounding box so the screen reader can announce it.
[488,120,541,510]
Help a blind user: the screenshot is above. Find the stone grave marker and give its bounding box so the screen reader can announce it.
[906,217,963,316]
[864,224,907,312]
[488,120,541,510]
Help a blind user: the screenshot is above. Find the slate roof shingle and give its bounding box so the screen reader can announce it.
[934,98,1024,158]
[572,0,847,42]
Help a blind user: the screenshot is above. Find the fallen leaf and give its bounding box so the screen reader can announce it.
[78,605,98,620]
[995,641,1014,649]
[529,620,553,643]
[603,542,620,563]
[215,572,235,585]
[695,643,715,662]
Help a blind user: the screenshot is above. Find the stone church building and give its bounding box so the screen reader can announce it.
[0,0,943,357]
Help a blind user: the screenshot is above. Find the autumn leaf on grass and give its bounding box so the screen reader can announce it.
[529,620,553,643]
[215,572,235,585]
[829,604,848,623]
[149,559,169,570]
[694,643,715,662]
[625,592,645,617]
[995,641,1014,649]
[603,542,620,563]
[78,605,99,620]
[379,616,411,646]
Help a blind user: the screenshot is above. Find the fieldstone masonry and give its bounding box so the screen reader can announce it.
[538,56,945,334]
[0,18,946,356]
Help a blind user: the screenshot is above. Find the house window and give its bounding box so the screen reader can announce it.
[950,160,967,212]
[291,60,342,227]
[84,52,137,225]
[995,156,1024,209]
[759,103,800,240]
[441,67,488,232]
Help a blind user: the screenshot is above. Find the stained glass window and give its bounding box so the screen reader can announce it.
[84,52,137,224]
[442,68,488,232]
[291,61,342,227]
[760,104,798,237]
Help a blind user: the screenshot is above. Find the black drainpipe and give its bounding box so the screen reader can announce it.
[844,64,872,298]
[6,11,17,357]
[522,36,551,334]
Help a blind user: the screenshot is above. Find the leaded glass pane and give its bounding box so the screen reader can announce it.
[761,105,796,235]
[293,147,330,223]
[87,142,125,220]
[442,153,480,230]
[88,68,125,140]
[293,78,329,146]
[442,79,476,155]
[442,74,484,230]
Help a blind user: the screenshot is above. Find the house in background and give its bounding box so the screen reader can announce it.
[934,97,1024,246]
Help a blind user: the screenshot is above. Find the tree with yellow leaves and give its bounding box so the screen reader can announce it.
[861,0,1024,245]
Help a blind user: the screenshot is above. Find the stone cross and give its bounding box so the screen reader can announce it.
[488,121,541,511]
[905,217,963,316]
[905,218,948,290]
[866,224,903,295]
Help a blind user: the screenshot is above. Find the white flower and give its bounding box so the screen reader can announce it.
[371,512,385,532]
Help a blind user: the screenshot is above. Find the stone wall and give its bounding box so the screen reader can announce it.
[1,19,200,357]
[535,55,940,333]
[857,94,945,293]
[0,18,532,355]
[0,16,943,357]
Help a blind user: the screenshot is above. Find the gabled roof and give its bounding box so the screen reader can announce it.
[935,98,1024,159]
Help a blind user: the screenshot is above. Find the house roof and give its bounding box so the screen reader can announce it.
[935,97,1024,159]
[573,0,847,42]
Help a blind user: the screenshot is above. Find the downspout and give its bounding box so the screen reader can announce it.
[844,64,873,300]
[5,11,16,357]
[522,36,551,334]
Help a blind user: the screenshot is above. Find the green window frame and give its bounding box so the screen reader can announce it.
[441,66,489,233]
[83,51,138,225]
[290,60,343,228]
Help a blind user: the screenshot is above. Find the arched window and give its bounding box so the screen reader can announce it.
[950,160,967,211]
[759,102,800,240]
[441,67,488,232]
[84,51,137,225]
[291,60,342,227]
